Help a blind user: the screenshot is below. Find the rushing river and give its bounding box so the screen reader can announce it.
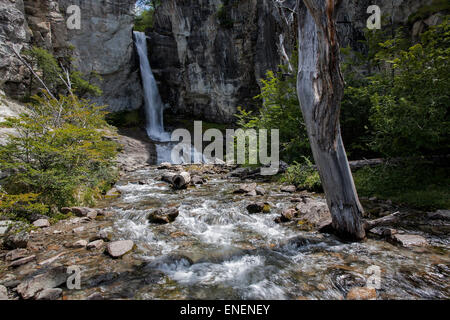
[98,166,450,300]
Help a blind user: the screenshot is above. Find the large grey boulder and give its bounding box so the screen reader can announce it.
[16,266,67,299]
[106,240,134,258]
[0,284,8,300]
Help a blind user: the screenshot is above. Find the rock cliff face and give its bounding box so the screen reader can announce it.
[148,0,298,123]
[0,0,143,112]
[149,0,433,123]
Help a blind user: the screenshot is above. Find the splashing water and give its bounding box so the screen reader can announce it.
[134,31,170,142]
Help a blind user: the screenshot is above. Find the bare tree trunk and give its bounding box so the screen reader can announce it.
[296,0,365,240]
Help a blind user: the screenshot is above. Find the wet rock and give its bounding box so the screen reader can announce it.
[87,240,104,250]
[172,171,191,189]
[73,240,88,248]
[96,229,113,242]
[70,207,97,217]
[86,211,97,220]
[5,248,28,261]
[33,219,50,228]
[255,186,265,196]
[346,287,376,300]
[60,207,71,214]
[390,234,428,247]
[72,226,85,234]
[3,231,29,249]
[295,199,332,229]
[16,266,67,299]
[35,288,62,300]
[158,162,172,169]
[246,202,270,214]
[148,208,179,224]
[280,185,296,193]
[382,228,398,237]
[0,285,8,300]
[106,240,134,258]
[275,208,297,223]
[234,183,256,194]
[427,210,450,221]
[9,255,36,267]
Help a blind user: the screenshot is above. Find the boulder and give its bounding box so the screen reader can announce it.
[275,208,297,223]
[106,240,134,258]
[172,171,191,189]
[191,175,205,185]
[70,207,97,217]
[35,288,62,300]
[86,211,97,220]
[87,240,104,250]
[0,285,8,300]
[280,185,296,193]
[295,198,332,229]
[16,266,67,299]
[158,162,172,169]
[246,202,271,214]
[72,240,88,248]
[390,234,428,247]
[96,229,113,242]
[33,219,50,228]
[346,287,376,300]
[233,183,257,194]
[72,226,85,234]
[148,208,179,224]
[3,231,29,249]
[255,186,266,196]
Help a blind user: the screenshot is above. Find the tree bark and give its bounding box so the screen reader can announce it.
[172,171,191,189]
[296,0,366,240]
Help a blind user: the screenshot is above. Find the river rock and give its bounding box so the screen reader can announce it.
[87,240,104,250]
[158,162,172,169]
[73,240,88,248]
[72,226,85,234]
[70,207,97,217]
[0,285,8,300]
[295,198,332,229]
[33,219,50,228]
[234,183,257,194]
[275,208,298,223]
[246,202,270,214]
[96,229,113,242]
[5,248,28,261]
[35,288,62,300]
[87,292,104,300]
[3,231,29,249]
[161,172,176,184]
[346,287,376,300]
[281,185,297,193]
[148,208,179,224]
[16,266,67,299]
[191,175,205,185]
[106,240,134,258]
[390,234,428,247]
[255,186,266,196]
[9,255,35,267]
[86,211,97,220]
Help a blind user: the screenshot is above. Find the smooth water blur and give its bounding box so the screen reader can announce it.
[106,167,449,300]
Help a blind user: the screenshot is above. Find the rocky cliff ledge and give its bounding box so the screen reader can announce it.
[0,0,143,112]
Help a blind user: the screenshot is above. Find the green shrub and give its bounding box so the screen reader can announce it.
[0,93,119,212]
[281,158,322,192]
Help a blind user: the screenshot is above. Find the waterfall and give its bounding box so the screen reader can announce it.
[134,31,169,141]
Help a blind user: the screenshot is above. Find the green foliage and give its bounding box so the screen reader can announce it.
[354,162,450,210]
[0,191,48,220]
[23,47,102,99]
[369,18,450,156]
[0,94,119,214]
[280,158,322,192]
[134,8,156,32]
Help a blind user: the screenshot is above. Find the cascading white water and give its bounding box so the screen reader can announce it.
[134,31,170,141]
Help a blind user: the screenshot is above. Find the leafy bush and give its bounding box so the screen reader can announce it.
[281,158,322,192]
[0,93,119,213]
[354,161,450,210]
[0,191,48,220]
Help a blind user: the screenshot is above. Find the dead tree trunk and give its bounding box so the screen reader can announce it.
[172,172,191,190]
[296,0,365,240]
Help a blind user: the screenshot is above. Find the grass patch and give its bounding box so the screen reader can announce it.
[353,161,450,210]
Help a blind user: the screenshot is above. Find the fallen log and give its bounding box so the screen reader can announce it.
[172,172,191,189]
[363,211,402,231]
